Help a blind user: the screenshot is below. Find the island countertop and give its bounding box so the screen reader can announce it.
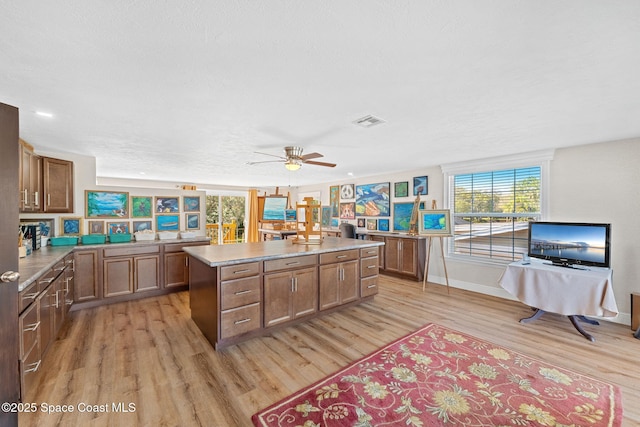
[183,236,384,267]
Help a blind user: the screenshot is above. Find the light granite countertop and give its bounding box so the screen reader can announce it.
[183,236,384,267]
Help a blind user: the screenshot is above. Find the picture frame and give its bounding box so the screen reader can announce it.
[85,190,129,218]
[261,196,288,221]
[183,196,201,212]
[378,218,390,232]
[131,196,153,218]
[185,214,200,230]
[357,218,366,228]
[60,216,82,235]
[106,221,130,235]
[366,219,377,230]
[355,182,390,217]
[413,176,428,196]
[418,209,452,236]
[132,220,153,233]
[340,184,355,200]
[329,185,340,217]
[394,181,409,198]
[88,220,104,235]
[156,196,180,213]
[393,201,426,231]
[321,206,332,227]
[340,202,355,219]
[331,218,339,228]
[156,214,180,231]
[285,209,297,222]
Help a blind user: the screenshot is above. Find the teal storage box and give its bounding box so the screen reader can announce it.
[50,236,79,246]
[109,233,132,243]
[81,234,106,245]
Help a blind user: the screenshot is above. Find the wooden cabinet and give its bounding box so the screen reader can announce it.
[381,236,426,281]
[19,141,42,212]
[368,235,385,268]
[63,254,75,313]
[164,241,209,288]
[318,250,359,310]
[103,246,160,297]
[360,247,380,298]
[74,249,100,302]
[42,156,74,213]
[220,263,262,339]
[264,266,317,327]
[18,299,40,400]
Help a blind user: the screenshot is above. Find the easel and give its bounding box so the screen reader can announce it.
[422,200,451,294]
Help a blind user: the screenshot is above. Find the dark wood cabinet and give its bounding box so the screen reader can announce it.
[42,156,73,213]
[103,245,160,298]
[360,247,380,298]
[264,266,317,327]
[74,249,100,302]
[319,250,359,311]
[164,241,210,288]
[220,263,262,339]
[19,140,42,212]
[381,235,425,281]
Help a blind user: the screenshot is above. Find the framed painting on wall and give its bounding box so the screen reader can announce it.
[394,181,409,198]
[131,196,153,218]
[378,218,390,232]
[321,206,332,227]
[88,220,104,234]
[156,197,180,213]
[157,214,180,231]
[340,202,355,219]
[185,214,200,230]
[106,221,130,235]
[419,209,452,236]
[355,182,390,217]
[366,219,377,230]
[85,190,129,218]
[60,217,82,235]
[183,196,201,212]
[393,201,425,231]
[413,176,428,196]
[132,220,153,233]
[330,185,340,217]
[357,218,366,228]
[340,184,355,200]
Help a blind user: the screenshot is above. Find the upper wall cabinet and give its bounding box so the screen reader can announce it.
[19,140,74,214]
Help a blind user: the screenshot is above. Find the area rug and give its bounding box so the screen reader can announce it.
[253,323,622,427]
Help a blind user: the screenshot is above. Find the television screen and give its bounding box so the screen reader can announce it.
[527,222,611,268]
[262,197,288,221]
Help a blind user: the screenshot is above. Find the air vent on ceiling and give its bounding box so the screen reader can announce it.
[353,115,385,128]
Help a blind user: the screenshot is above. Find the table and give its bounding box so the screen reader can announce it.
[259,228,298,241]
[499,260,618,341]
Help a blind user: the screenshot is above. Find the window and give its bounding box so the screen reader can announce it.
[442,151,552,263]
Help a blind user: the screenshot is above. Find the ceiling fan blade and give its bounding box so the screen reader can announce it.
[301,152,324,160]
[253,151,286,160]
[303,160,337,168]
[246,159,286,165]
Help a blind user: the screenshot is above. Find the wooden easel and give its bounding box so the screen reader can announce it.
[422,200,450,294]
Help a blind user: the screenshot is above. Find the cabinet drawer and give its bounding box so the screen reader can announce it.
[20,343,41,400]
[361,276,379,297]
[220,262,260,281]
[319,250,358,265]
[19,302,40,358]
[264,255,317,272]
[360,256,379,278]
[360,247,379,258]
[221,277,261,310]
[220,303,261,339]
[103,245,159,258]
[19,281,39,313]
[164,241,208,253]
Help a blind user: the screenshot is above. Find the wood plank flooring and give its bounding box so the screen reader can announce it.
[21,275,639,426]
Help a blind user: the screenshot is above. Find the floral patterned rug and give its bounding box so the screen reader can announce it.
[253,323,622,426]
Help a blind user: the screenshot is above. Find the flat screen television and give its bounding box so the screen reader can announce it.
[527,221,611,268]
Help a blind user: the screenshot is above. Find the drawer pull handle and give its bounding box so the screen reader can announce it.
[24,360,41,373]
[367,284,377,289]
[336,255,347,259]
[285,261,300,266]
[233,269,250,274]
[24,321,40,332]
[39,277,55,284]
[367,265,376,269]
[234,290,252,295]
[23,292,38,301]
[234,318,251,325]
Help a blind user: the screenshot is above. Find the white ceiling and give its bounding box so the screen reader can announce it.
[2,1,640,188]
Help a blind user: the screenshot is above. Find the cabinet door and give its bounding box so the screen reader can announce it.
[264,271,294,327]
[19,144,41,212]
[42,157,73,213]
[318,264,340,310]
[164,252,189,288]
[52,274,66,337]
[340,260,359,304]
[134,255,160,292]
[292,267,318,319]
[384,237,400,273]
[37,285,54,357]
[74,250,100,301]
[103,258,134,297]
[399,239,417,275]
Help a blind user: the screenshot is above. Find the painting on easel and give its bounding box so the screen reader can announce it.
[418,209,451,236]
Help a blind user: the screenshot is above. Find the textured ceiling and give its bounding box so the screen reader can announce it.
[2,1,640,188]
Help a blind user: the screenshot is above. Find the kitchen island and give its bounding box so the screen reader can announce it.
[184,237,384,349]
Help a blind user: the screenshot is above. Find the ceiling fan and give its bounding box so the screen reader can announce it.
[247,146,336,171]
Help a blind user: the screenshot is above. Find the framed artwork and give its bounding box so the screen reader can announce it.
[85,190,129,218]
[321,206,332,227]
[132,220,153,233]
[367,219,378,230]
[183,196,201,212]
[330,185,340,217]
[355,182,390,217]
[419,209,452,236]
[392,201,425,231]
[88,220,104,234]
[340,184,355,200]
[394,181,409,198]
[357,218,366,228]
[106,221,130,235]
[378,218,390,232]
[185,214,200,230]
[413,176,428,196]
[60,217,82,235]
[331,218,339,228]
[285,209,297,222]
[262,196,287,221]
[131,196,153,218]
[157,214,180,231]
[340,202,355,219]
[156,196,180,213]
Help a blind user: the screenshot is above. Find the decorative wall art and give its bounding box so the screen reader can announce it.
[340,184,355,200]
[107,221,130,235]
[331,218,339,228]
[156,214,180,231]
[185,214,200,230]
[394,181,409,198]
[131,196,153,218]
[340,202,355,219]
[88,220,104,234]
[85,191,129,218]
[285,209,297,222]
[329,185,340,217]
[413,176,428,196]
[418,209,452,235]
[355,182,390,217]
[156,197,180,213]
[393,201,426,231]
[367,219,378,230]
[60,217,82,235]
[132,220,153,233]
[183,196,201,212]
[378,218,390,231]
[321,206,332,227]
[357,218,366,228]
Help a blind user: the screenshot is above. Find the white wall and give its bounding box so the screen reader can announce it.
[297,138,640,326]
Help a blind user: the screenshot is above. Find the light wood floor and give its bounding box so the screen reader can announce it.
[21,275,639,427]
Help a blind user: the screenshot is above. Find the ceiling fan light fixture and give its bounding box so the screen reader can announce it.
[285,159,301,171]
